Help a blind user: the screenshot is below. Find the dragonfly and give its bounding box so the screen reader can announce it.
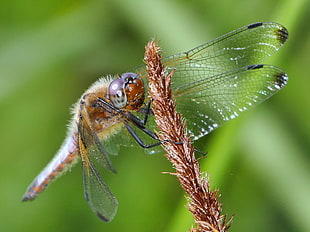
[22,22,288,222]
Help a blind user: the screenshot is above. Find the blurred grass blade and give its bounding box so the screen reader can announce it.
[240,109,310,232]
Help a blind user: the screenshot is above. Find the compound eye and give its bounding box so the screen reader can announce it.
[120,72,139,82]
[119,72,145,110]
[108,78,127,108]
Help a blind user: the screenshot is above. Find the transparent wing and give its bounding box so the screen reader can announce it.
[79,136,118,222]
[163,22,288,83]
[78,102,116,173]
[78,103,118,221]
[98,123,129,156]
[134,22,288,139]
[136,22,288,84]
[174,64,288,139]
[100,116,163,155]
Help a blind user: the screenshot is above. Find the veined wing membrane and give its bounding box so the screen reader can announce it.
[79,138,118,222]
[156,22,288,139]
[78,102,116,173]
[82,142,118,222]
[173,64,288,139]
[102,114,163,155]
[135,23,288,139]
[163,22,288,82]
[78,102,118,221]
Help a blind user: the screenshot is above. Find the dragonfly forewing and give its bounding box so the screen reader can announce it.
[163,22,288,80]
[79,135,118,222]
[78,100,116,173]
[78,101,118,221]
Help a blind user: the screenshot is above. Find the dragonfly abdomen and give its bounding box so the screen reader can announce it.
[22,133,80,201]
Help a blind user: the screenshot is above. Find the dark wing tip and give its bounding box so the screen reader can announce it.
[274,71,288,89]
[274,25,289,44]
[96,211,110,222]
[84,191,89,201]
[247,64,288,90]
[247,22,288,45]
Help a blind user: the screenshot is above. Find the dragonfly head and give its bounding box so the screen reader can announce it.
[108,72,145,110]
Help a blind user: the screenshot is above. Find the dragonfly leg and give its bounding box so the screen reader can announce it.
[138,100,153,126]
[97,97,182,148]
[124,123,163,148]
[194,148,207,157]
[97,97,204,154]
[124,122,183,149]
[125,121,206,156]
[126,111,207,155]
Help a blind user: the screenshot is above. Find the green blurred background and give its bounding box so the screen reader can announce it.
[1,0,309,231]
